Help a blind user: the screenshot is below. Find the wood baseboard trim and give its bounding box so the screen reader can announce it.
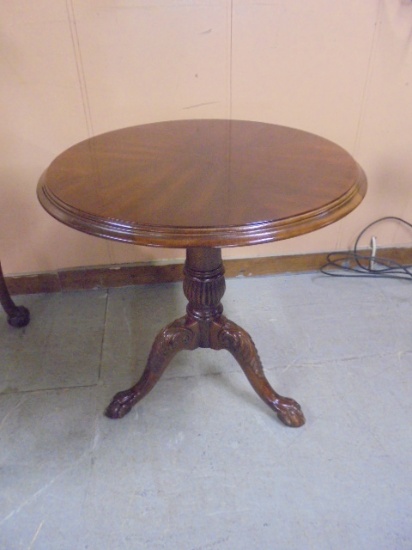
[5,247,412,295]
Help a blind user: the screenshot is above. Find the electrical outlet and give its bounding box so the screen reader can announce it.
[369,236,377,270]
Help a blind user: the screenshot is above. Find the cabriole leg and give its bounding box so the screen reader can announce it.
[210,317,305,427]
[0,262,30,328]
[105,316,199,419]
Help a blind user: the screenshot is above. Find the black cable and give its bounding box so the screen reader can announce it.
[321,216,412,281]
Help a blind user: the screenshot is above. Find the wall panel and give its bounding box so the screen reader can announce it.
[1,1,412,276]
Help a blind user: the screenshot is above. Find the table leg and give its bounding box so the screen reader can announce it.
[105,247,305,427]
[105,316,200,419]
[0,262,30,328]
[209,317,305,427]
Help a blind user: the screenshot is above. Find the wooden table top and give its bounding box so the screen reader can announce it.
[37,119,367,248]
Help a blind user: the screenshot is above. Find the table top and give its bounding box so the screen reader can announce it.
[37,119,367,248]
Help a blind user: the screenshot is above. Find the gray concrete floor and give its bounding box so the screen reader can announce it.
[0,272,411,549]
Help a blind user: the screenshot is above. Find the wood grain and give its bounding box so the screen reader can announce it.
[37,119,366,248]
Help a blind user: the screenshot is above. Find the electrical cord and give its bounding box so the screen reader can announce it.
[321,216,412,281]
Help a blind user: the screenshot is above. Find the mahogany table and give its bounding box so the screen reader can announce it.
[37,120,366,428]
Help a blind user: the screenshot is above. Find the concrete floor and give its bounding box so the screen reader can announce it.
[0,271,411,549]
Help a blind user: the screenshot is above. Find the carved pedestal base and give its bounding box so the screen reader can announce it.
[106,248,305,428]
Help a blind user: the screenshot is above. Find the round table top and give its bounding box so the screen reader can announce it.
[37,119,367,248]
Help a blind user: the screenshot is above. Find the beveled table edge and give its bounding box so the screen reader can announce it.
[37,163,367,248]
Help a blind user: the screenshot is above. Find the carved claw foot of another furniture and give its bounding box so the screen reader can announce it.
[211,316,305,427]
[105,316,200,419]
[0,262,30,328]
[7,305,30,328]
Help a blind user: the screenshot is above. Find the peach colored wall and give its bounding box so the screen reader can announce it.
[1,1,412,276]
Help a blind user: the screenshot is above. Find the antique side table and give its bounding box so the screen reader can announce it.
[37,120,366,428]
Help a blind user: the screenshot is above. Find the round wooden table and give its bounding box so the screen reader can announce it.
[37,119,367,427]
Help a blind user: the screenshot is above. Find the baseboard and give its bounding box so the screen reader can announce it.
[5,247,412,295]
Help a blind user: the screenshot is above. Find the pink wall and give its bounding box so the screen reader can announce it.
[1,1,412,275]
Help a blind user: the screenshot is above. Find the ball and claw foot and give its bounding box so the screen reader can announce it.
[8,306,30,328]
[105,389,139,419]
[275,397,305,427]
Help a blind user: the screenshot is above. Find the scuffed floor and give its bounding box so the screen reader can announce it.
[0,272,411,549]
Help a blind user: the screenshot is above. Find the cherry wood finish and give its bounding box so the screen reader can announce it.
[37,119,367,427]
[0,262,30,327]
[38,119,366,248]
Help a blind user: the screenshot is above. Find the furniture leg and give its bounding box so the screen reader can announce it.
[0,262,30,328]
[209,316,305,427]
[106,316,200,419]
[106,247,305,427]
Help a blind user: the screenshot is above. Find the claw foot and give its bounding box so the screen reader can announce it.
[105,389,138,419]
[8,306,30,328]
[275,398,305,428]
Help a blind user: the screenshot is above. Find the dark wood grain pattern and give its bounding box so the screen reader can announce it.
[37,119,367,427]
[37,119,366,248]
